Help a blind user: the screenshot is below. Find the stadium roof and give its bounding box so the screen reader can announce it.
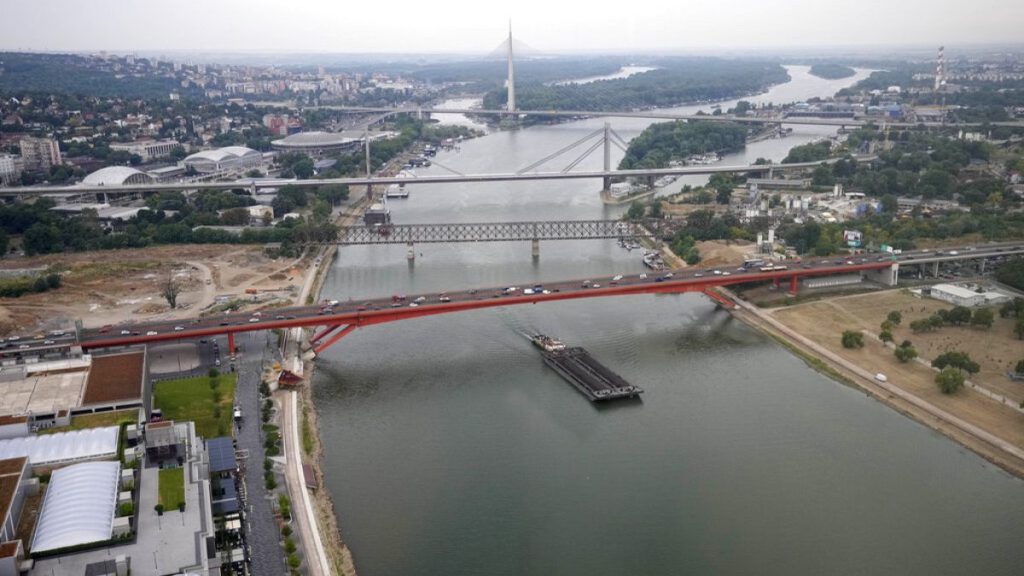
[81,166,154,186]
[31,461,120,553]
[184,146,259,164]
[0,426,118,466]
[271,131,360,149]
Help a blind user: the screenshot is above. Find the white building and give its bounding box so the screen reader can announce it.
[109,139,181,163]
[0,154,22,186]
[929,284,985,307]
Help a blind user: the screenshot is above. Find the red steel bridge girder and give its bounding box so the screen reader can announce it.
[79,262,896,351]
[701,288,736,309]
[310,324,344,344]
[313,325,358,355]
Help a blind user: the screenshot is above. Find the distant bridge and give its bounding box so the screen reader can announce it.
[315,105,1024,129]
[337,219,654,245]
[0,159,847,197]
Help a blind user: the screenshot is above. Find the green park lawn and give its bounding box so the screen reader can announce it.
[158,467,185,510]
[152,374,237,439]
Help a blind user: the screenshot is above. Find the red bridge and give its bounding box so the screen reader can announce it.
[79,258,898,354]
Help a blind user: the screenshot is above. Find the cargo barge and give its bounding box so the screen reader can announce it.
[531,335,643,402]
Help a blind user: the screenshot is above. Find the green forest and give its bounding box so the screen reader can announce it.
[808,64,856,79]
[618,121,748,170]
[0,53,202,99]
[483,59,788,112]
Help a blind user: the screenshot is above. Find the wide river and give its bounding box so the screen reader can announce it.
[313,66,1024,575]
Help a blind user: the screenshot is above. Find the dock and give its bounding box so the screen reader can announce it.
[540,347,643,402]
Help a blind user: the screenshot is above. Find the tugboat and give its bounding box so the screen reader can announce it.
[530,334,566,353]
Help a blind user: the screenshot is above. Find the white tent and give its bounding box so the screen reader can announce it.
[31,461,121,553]
[0,426,118,466]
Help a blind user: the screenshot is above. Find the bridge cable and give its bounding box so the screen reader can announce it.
[561,139,606,173]
[515,128,604,174]
[427,159,465,176]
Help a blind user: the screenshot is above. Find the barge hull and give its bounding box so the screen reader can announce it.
[540,347,642,402]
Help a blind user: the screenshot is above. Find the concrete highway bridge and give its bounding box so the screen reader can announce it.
[3,243,1017,361]
[0,159,842,197]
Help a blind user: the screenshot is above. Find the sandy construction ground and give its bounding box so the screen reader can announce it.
[770,290,1024,454]
[0,244,314,335]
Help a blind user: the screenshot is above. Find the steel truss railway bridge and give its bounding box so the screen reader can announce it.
[337,219,654,246]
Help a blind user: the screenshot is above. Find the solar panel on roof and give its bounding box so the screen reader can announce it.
[206,437,236,473]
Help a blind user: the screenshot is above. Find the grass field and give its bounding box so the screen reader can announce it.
[771,290,1024,450]
[153,374,237,439]
[158,467,185,510]
[37,409,138,435]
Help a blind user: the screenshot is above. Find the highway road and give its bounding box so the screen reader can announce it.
[1,242,1017,355]
[56,241,1022,352]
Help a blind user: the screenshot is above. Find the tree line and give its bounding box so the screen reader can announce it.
[483,59,789,112]
[618,121,748,170]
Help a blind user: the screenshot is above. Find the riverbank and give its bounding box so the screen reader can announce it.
[721,287,1024,479]
[273,193,372,576]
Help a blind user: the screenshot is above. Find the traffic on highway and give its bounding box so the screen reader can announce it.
[2,242,1019,355]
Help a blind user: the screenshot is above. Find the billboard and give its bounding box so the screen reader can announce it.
[844,230,863,248]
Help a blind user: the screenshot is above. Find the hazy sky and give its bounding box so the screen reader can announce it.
[4,0,1022,54]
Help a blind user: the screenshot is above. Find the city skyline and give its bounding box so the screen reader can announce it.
[3,0,1024,55]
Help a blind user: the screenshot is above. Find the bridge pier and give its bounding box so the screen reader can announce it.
[789,275,799,296]
[865,263,900,286]
[407,243,415,262]
[772,277,781,289]
[531,238,540,259]
[227,332,236,356]
[602,122,612,194]
[933,261,940,277]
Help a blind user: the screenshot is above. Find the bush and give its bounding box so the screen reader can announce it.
[288,553,301,569]
[285,538,297,554]
[935,367,965,394]
[278,494,292,519]
[879,330,893,343]
[894,346,918,363]
[282,524,292,537]
[155,504,164,515]
[118,502,134,516]
[841,330,864,349]
[886,311,902,325]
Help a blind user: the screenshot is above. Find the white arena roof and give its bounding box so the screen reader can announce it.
[81,166,154,186]
[0,426,119,466]
[271,131,360,149]
[31,461,120,553]
[183,146,259,163]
